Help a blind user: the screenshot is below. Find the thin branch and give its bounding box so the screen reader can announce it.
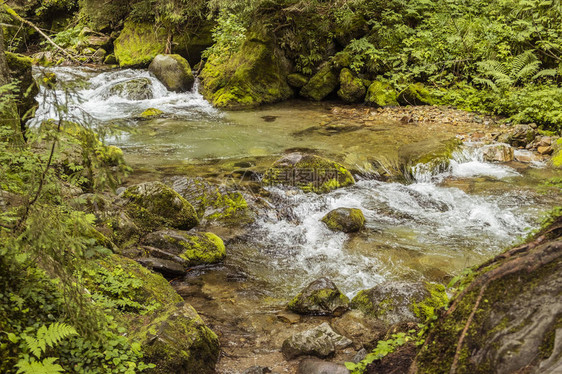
[2,3,81,64]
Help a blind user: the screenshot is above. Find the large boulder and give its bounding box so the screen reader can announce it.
[119,182,199,232]
[143,229,226,266]
[350,282,430,325]
[482,143,514,162]
[262,153,355,193]
[413,216,562,374]
[149,54,194,92]
[288,277,350,316]
[114,20,166,68]
[365,81,398,107]
[321,208,366,233]
[281,322,352,360]
[337,68,366,103]
[506,124,537,148]
[105,78,153,100]
[85,255,220,373]
[300,63,339,101]
[200,30,292,109]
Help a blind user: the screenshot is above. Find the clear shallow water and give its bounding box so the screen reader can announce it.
[32,66,561,299]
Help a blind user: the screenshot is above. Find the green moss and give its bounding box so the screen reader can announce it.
[365,81,399,107]
[5,52,38,119]
[321,208,366,233]
[287,73,309,88]
[122,182,199,232]
[552,138,562,167]
[114,20,166,68]
[337,68,366,103]
[398,83,435,106]
[140,108,163,118]
[300,63,339,101]
[200,29,292,109]
[178,232,226,266]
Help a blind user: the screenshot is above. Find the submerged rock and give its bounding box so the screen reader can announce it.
[143,229,226,266]
[149,54,194,92]
[365,81,398,107]
[297,358,350,374]
[106,78,153,100]
[288,277,350,316]
[200,29,292,109]
[350,282,430,325]
[321,208,366,233]
[281,322,352,360]
[337,68,366,103]
[262,153,355,193]
[482,143,514,162]
[120,182,199,232]
[300,63,339,101]
[114,20,166,68]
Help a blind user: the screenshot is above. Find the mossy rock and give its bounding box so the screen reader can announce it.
[143,229,225,266]
[365,81,399,107]
[321,207,365,233]
[120,182,199,232]
[6,52,38,119]
[552,138,562,168]
[337,68,366,103]
[103,53,117,65]
[399,138,462,181]
[351,282,430,325]
[287,73,309,88]
[332,52,352,69]
[199,29,292,109]
[105,78,153,100]
[288,277,350,316]
[262,153,355,194]
[166,177,253,227]
[398,83,435,106]
[149,54,194,92]
[114,20,166,68]
[132,302,220,374]
[300,63,339,101]
[414,216,562,373]
[141,108,164,118]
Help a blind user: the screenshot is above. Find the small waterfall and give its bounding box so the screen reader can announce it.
[30,66,219,127]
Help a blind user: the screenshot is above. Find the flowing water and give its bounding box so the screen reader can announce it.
[33,66,562,372]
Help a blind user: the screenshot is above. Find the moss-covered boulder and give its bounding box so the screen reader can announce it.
[199,30,292,109]
[413,215,562,374]
[135,302,220,374]
[552,138,562,167]
[114,20,166,68]
[300,63,339,101]
[85,255,219,374]
[262,153,355,193]
[120,182,199,232]
[149,54,194,92]
[140,108,164,118]
[321,208,365,233]
[351,282,430,325]
[6,52,38,120]
[288,277,350,316]
[400,138,462,181]
[398,83,434,106]
[287,73,309,88]
[105,77,153,100]
[365,81,399,107]
[166,177,253,227]
[337,68,366,103]
[143,229,225,266]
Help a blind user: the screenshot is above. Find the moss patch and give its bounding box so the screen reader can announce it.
[114,20,166,68]
[365,81,398,107]
[178,232,226,266]
[141,108,163,118]
[300,63,339,101]
[337,68,366,103]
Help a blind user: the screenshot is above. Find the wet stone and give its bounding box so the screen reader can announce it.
[281,322,353,360]
[297,358,350,374]
[288,277,350,316]
[321,208,366,233]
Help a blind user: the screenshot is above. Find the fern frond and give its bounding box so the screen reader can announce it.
[473,77,499,91]
[515,60,540,81]
[511,50,538,75]
[16,357,65,374]
[532,68,558,80]
[24,323,77,359]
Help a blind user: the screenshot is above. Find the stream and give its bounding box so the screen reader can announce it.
[32,66,562,373]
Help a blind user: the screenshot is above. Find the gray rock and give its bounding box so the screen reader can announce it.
[106,78,153,100]
[242,366,271,374]
[508,124,536,147]
[482,143,514,162]
[297,358,350,374]
[288,277,350,316]
[149,54,194,92]
[136,257,186,277]
[350,282,430,325]
[281,322,353,360]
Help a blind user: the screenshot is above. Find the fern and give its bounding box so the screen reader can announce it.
[23,323,78,359]
[15,358,65,374]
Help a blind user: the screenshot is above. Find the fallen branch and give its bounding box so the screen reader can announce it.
[2,3,80,64]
